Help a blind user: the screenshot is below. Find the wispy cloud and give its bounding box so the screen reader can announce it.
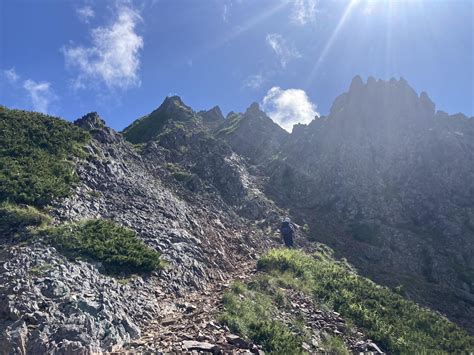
[222,3,230,22]
[291,0,317,25]
[243,74,265,90]
[266,33,301,68]
[3,68,19,84]
[262,87,318,132]
[63,4,143,90]
[76,5,95,23]
[23,79,57,114]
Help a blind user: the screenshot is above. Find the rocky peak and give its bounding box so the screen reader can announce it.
[241,102,288,137]
[209,105,223,117]
[159,95,193,116]
[216,102,288,164]
[122,96,196,144]
[246,102,262,115]
[349,75,364,92]
[329,76,436,127]
[199,106,224,129]
[74,112,106,131]
[75,112,120,144]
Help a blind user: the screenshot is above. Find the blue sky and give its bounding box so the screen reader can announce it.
[1,0,473,131]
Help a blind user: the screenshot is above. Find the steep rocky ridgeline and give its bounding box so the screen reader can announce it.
[1,77,474,354]
[216,103,289,165]
[226,76,474,333]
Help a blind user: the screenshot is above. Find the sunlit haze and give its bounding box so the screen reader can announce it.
[1,0,472,131]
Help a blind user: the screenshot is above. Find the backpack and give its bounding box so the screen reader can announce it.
[281,221,293,235]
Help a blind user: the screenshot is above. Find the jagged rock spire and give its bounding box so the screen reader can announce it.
[74,112,106,130]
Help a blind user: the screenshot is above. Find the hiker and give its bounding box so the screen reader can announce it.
[280,217,295,248]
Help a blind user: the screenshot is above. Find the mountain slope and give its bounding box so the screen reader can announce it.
[1,77,473,353]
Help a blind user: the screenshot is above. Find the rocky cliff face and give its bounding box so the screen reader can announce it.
[230,76,474,332]
[216,102,289,165]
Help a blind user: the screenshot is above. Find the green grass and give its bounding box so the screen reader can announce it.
[257,248,474,354]
[215,113,243,136]
[86,190,102,199]
[0,107,90,207]
[46,219,163,275]
[30,263,53,276]
[219,280,305,354]
[0,202,52,236]
[321,335,349,355]
[164,162,195,183]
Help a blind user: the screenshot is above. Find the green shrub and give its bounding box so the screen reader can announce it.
[257,248,474,353]
[164,163,194,182]
[86,190,102,199]
[0,107,90,207]
[0,202,52,236]
[46,219,163,275]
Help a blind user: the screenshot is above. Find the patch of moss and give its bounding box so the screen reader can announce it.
[164,163,194,183]
[0,107,90,207]
[86,190,102,199]
[30,263,53,276]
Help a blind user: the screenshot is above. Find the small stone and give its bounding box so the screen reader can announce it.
[182,340,220,353]
[368,342,384,354]
[226,334,250,349]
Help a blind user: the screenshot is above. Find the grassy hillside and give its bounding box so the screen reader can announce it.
[221,247,474,354]
[0,107,90,207]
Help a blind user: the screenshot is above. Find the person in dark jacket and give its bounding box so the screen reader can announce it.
[280,218,295,248]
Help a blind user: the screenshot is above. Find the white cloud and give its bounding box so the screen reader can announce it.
[63,4,143,90]
[262,86,318,132]
[266,33,301,68]
[3,68,19,83]
[292,0,317,25]
[222,3,230,22]
[243,74,264,89]
[76,5,95,23]
[23,79,57,114]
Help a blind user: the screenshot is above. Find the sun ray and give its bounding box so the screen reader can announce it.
[305,0,360,88]
[189,1,291,63]
[384,0,394,79]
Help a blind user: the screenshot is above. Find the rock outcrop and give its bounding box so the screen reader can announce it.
[216,102,289,165]
[228,77,474,333]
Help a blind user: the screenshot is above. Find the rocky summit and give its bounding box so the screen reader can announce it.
[1,76,474,354]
